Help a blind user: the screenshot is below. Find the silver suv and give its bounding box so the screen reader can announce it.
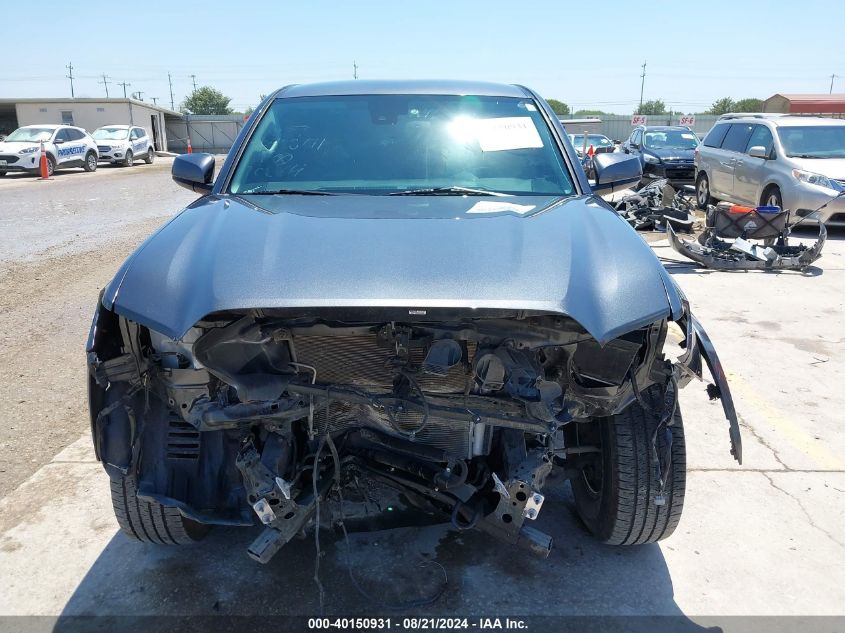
[694,114,845,226]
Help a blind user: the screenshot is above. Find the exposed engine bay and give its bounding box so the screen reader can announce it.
[88,306,740,564]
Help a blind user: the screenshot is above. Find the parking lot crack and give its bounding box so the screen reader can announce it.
[761,472,844,549]
[738,414,790,471]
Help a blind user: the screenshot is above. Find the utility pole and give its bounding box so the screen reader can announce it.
[118,81,131,98]
[638,61,647,113]
[66,62,75,98]
[830,74,838,94]
[353,61,358,80]
[99,73,111,98]
[151,97,159,105]
[190,74,197,91]
[134,91,144,101]
[168,72,175,110]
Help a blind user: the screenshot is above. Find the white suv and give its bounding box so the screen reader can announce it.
[695,114,845,226]
[92,125,155,166]
[0,124,98,176]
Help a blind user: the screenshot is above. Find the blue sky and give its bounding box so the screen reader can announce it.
[2,0,843,113]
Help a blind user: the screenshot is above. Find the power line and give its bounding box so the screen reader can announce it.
[66,62,75,98]
[99,73,111,98]
[168,72,175,110]
[117,80,131,98]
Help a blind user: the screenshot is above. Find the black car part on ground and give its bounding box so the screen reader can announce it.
[668,201,829,271]
[615,179,697,233]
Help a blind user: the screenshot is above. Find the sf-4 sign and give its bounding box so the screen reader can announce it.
[631,115,647,126]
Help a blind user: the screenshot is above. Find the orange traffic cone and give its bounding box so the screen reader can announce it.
[186,137,193,154]
[39,140,50,180]
[587,144,595,157]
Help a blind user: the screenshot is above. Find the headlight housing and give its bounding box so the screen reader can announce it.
[18,146,39,155]
[644,153,661,164]
[793,169,835,190]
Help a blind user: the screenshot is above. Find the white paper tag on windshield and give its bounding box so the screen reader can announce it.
[467,200,536,215]
[474,117,544,152]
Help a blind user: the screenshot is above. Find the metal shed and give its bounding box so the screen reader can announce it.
[763,94,845,115]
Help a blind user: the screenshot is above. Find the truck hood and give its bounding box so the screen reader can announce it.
[104,193,683,344]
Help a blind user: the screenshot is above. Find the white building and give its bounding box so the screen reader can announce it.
[0,98,182,151]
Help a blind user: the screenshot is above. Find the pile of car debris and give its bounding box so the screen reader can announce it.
[668,197,836,271]
[614,179,697,233]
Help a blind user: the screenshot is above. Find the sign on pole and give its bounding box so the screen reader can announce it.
[631,115,647,126]
[678,115,696,126]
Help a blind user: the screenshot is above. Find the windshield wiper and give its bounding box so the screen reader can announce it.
[244,189,336,196]
[388,186,509,197]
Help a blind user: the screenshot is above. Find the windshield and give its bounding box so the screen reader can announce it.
[643,130,699,151]
[570,134,613,148]
[93,127,129,140]
[777,126,845,159]
[229,95,575,196]
[4,127,54,143]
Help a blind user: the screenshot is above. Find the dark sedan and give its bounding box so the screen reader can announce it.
[622,125,700,186]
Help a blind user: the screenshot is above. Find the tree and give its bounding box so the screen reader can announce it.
[636,99,666,115]
[546,99,570,116]
[181,86,233,115]
[573,109,609,117]
[243,94,269,118]
[707,97,736,115]
[734,98,763,112]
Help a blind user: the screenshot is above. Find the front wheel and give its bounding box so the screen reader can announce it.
[569,385,686,545]
[111,475,209,544]
[123,150,133,167]
[144,147,154,164]
[83,151,97,172]
[696,173,715,209]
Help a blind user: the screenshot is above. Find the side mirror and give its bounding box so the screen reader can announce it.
[172,153,215,193]
[54,138,65,144]
[748,145,769,159]
[591,153,642,194]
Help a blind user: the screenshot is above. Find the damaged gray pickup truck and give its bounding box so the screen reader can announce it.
[87,80,741,564]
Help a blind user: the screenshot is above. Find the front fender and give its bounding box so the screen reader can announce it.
[676,312,742,464]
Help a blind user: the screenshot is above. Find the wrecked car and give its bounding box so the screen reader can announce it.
[87,80,741,566]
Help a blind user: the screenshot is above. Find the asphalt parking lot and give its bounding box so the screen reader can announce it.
[0,165,843,629]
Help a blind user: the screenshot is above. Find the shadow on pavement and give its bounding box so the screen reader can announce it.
[52,474,717,632]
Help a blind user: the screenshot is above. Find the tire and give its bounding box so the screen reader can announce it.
[144,148,154,164]
[44,155,56,176]
[83,151,97,172]
[761,186,782,210]
[110,475,208,544]
[570,385,686,545]
[696,172,715,209]
[123,150,133,167]
[0,171,6,177]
